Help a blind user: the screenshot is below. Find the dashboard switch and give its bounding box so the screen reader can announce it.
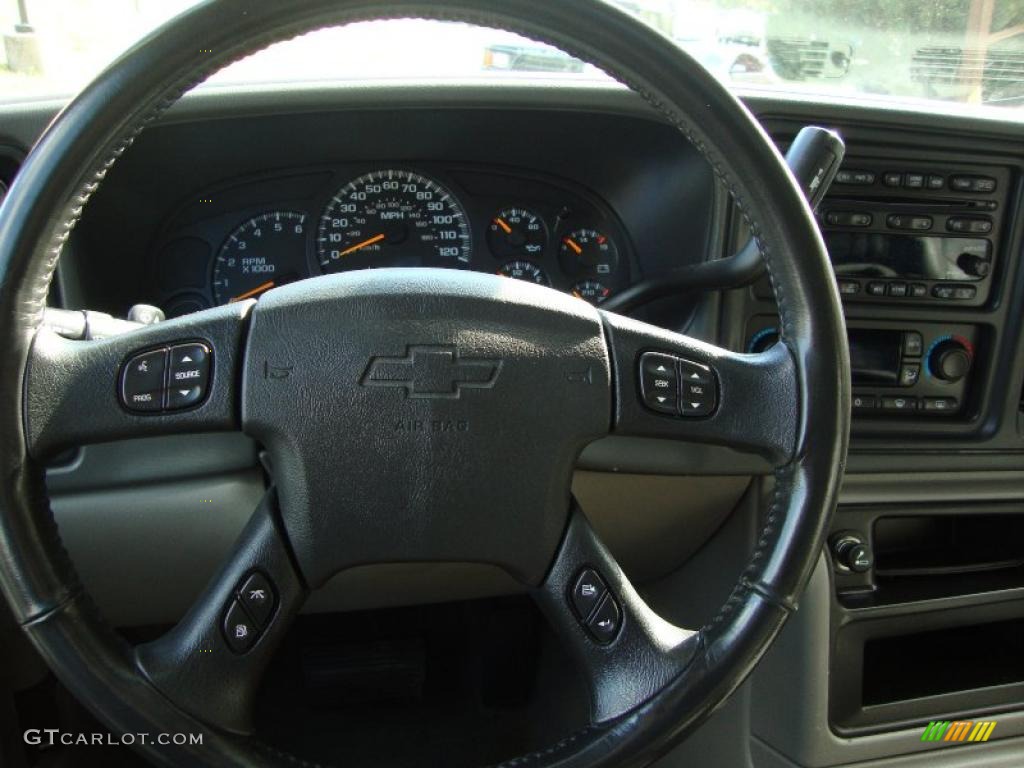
[238,571,276,628]
[223,599,259,654]
[571,568,607,622]
[586,594,622,644]
[121,349,167,412]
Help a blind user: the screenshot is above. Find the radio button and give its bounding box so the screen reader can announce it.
[866,282,887,297]
[836,170,875,185]
[882,172,902,187]
[887,282,908,297]
[909,283,928,298]
[826,211,872,227]
[887,214,933,231]
[927,175,945,190]
[953,285,977,300]
[923,397,958,413]
[881,396,918,412]
[950,175,997,193]
[838,279,860,295]
[947,216,993,234]
[899,364,920,387]
[902,332,924,357]
[903,173,925,189]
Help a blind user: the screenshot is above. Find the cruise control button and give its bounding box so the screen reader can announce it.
[121,349,166,412]
[571,568,607,621]
[238,572,276,628]
[586,594,622,644]
[223,599,259,654]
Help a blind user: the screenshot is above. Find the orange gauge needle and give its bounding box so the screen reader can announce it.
[563,237,583,255]
[230,280,275,303]
[494,217,513,234]
[339,233,385,257]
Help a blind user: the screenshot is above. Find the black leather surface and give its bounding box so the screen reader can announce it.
[0,1,849,766]
[241,269,610,590]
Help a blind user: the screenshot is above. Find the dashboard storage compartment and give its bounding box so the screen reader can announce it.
[831,600,1024,734]
[862,617,1024,706]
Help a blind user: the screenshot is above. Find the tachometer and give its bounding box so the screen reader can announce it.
[212,211,308,305]
[317,169,471,273]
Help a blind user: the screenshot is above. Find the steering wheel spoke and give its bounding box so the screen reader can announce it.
[535,505,698,723]
[135,488,305,735]
[24,302,252,460]
[602,310,799,466]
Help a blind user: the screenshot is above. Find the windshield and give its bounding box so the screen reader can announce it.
[1,0,1022,113]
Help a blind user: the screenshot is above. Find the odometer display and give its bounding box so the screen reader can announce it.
[317,170,471,273]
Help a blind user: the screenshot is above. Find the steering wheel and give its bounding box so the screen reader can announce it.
[0,1,849,765]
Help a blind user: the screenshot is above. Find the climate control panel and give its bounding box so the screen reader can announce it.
[746,318,979,418]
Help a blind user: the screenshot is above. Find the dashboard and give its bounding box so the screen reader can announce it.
[154,163,633,316]
[3,83,1024,768]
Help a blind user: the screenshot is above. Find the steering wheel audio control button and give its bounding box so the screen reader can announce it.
[222,599,259,654]
[679,360,716,417]
[571,568,607,621]
[120,349,167,412]
[168,343,211,405]
[639,353,718,418]
[586,594,622,644]
[238,571,276,628]
[639,353,679,414]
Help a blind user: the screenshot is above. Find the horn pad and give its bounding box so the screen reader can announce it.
[242,269,611,587]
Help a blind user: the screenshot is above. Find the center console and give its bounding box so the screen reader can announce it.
[745,151,1017,430]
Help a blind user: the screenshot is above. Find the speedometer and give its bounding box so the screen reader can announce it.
[317,170,471,273]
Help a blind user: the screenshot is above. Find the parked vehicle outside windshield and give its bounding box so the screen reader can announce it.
[0,0,1021,112]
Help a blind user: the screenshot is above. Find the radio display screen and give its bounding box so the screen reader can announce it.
[825,234,990,282]
[848,329,902,385]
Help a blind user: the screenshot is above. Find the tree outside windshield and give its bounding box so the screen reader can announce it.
[0,0,1021,110]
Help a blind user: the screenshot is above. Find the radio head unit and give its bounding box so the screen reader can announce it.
[804,162,1009,306]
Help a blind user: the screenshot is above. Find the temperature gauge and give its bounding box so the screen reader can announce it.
[488,208,547,258]
[498,260,549,285]
[560,228,619,276]
[572,280,612,305]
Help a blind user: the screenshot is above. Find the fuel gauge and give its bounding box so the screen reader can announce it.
[487,208,547,259]
[572,280,612,305]
[498,260,549,285]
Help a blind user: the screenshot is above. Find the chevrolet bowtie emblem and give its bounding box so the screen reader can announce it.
[361,345,502,399]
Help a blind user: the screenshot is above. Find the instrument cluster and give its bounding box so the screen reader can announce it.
[155,165,633,317]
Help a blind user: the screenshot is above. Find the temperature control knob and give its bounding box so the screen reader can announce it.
[928,339,972,383]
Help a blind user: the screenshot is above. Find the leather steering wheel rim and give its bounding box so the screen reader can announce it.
[0,1,850,766]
